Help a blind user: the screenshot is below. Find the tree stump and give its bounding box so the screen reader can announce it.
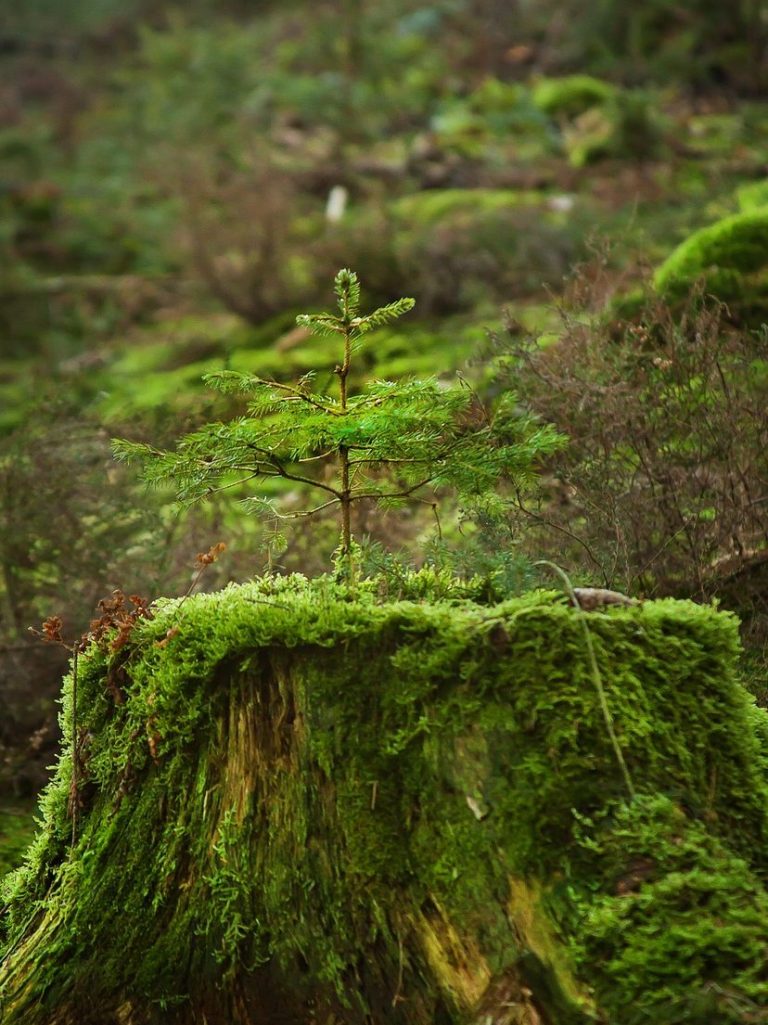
[2,579,768,1024]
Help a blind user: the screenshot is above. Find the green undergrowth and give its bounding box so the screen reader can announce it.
[95,311,484,423]
[2,573,768,1022]
[391,189,544,226]
[0,804,36,877]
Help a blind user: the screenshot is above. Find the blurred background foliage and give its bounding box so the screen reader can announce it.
[2,0,768,798]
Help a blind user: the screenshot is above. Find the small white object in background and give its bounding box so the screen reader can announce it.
[465,794,490,821]
[325,185,349,223]
[547,194,575,213]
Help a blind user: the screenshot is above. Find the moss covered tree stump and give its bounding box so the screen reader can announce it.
[2,576,768,1024]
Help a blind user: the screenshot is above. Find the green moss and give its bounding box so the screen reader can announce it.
[608,286,648,321]
[96,310,306,421]
[563,108,616,169]
[391,189,541,227]
[654,209,768,303]
[568,795,768,1023]
[429,80,554,159]
[1,575,767,1022]
[563,91,663,168]
[737,179,768,212]
[97,309,483,422]
[532,76,616,119]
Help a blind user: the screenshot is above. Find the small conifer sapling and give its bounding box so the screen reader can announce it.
[113,269,562,567]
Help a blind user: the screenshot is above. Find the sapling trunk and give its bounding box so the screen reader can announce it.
[337,306,353,553]
[340,445,352,555]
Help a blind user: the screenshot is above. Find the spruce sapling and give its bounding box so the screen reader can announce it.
[113,269,562,567]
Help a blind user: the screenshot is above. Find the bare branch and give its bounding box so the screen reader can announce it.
[269,499,340,520]
[268,455,342,498]
[353,476,436,501]
[513,493,608,583]
[203,474,261,498]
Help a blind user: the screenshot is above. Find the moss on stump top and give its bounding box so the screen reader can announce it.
[2,574,768,1024]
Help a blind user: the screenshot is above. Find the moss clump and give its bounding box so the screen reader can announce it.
[1,573,767,1023]
[654,209,768,305]
[563,91,663,168]
[569,796,768,1023]
[532,75,617,118]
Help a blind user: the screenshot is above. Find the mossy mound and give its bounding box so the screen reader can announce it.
[2,574,768,1024]
[654,209,768,311]
[532,76,617,119]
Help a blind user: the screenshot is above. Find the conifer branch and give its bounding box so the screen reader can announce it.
[296,450,336,463]
[249,379,341,415]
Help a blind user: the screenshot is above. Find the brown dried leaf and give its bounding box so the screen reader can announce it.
[196,541,227,566]
[156,625,180,650]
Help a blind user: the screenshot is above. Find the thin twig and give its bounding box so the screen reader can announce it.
[202,473,259,498]
[354,476,435,502]
[269,499,339,519]
[515,494,608,582]
[432,502,442,539]
[71,645,79,846]
[536,560,636,801]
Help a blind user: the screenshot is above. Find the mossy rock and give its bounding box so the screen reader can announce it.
[2,574,768,1024]
[654,209,768,306]
[95,312,477,423]
[532,75,617,119]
